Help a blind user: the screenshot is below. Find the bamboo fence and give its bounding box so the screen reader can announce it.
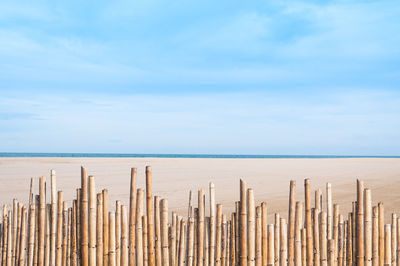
[0,166,398,266]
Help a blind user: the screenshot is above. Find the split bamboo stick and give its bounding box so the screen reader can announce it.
[320,211,327,266]
[188,218,194,266]
[261,202,267,266]
[275,213,280,266]
[216,204,222,266]
[143,216,148,266]
[314,209,320,266]
[178,220,186,266]
[28,204,35,266]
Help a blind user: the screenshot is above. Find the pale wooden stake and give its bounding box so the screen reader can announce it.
[160,199,169,266]
[44,204,50,266]
[379,203,385,266]
[357,180,365,266]
[215,204,222,266]
[116,201,121,266]
[129,168,137,266]
[146,166,155,266]
[328,240,335,266]
[88,176,96,266]
[240,180,248,266]
[56,191,63,266]
[62,202,67,266]
[288,180,296,266]
[261,202,268,266]
[96,194,103,266]
[143,216,148,266]
[385,225,391,266]
[7,210,13,266]
[121,205,128,266]
[301,228,306,266]
[154,196,162,266]
[280,218,287,266]
[188,218,195,266]
[268,224,274,266]
[372,206,379,266]
[136,189,144,266]
[209,182,216,266]
[365,189,372,266]
[314,209,320,266]
[320,211,327,266]
[255,206,262,266]
[81,168,89,266]
[109,212,116,266]
[275,213,280,266]
[294,202,302,266]
[247,188,255,266]
[72,200,77,266]
[39,176,46,266]
[391,214,397,266]
[19,206,27,266]
[178,220,186,266]
[28,204,35,266]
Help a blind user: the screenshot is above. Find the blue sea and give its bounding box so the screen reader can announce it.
[0,153,398,159]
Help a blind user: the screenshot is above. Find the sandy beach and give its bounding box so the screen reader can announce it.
[0,157,399,221]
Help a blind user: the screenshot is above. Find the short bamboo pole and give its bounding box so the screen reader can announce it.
[314,209,320,266]
[103,189,109,266]
[230,214,236,266]
[357,180,365,266]
[305,179,313,266]
[116,201,121,266]
[275,213,280,266]
[56,191,63,266]
[320,211,327,266]
[62,202,67,266]
[267,224,274,266]
[136,189,144,266]
[373,206,379,266]
[2,208,8,266]
[392,215,397,266]
[301,228,306,266]
[12,198,18,266]
[19,206,27,266]
[396,218,400,266]
[146,166,155,266]
[44,204,50,266]
[280,218,287,266]
[7,210,13,266]
[67,208,72,266]
[143,215,148,266]
[255,206,261,266]
[129,168,137,266]
[328,240,335,266]
[315,189,322,211]
[288,180,296,266]
[261,202,267,266]
[235,202,240,266]
[88,176,96,266]
[209,182,216,266]
[338,215,344,266]
[188,217,195,266]
[222,214,227,266]
[198,189,205,266]
[34,195,39,266]
[154,196,162,266]
[348,213,353,266]
[16,203,22,266]
[247,188,255,266]
[294,202,302,266]
[72,200,77,266]
[204,217,209,266]
[50,170,57,266]
[39,176,46,266]
[28,204,35,266]
[215,204,222,266]
[365,189,372,266]
[76,189,81,266]
[379,203,385,266]
[327,183,333,240]
[96,194,103,266]
[240,180,248,266]
[178,220,186,266]
[385,225,391,266]
[160,199,169,266]
[81,167,89,266]
[121,205,128,266]
[109,212,116,266]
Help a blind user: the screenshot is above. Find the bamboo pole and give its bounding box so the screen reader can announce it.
[216,204,222,266]
[178,220,186,266]
[76,189,81,266]
[357,180,365,266]
[380,203,385,266]
[247,188,255,266]
[235,202,240,266]
[365,189,372,266]
[348,213,353,266]
[109,212,116,266]
[267,224,274,266]
[19,206,27,266]
[160,199,169,266]
[44,204,50,266]
[56,191,63,266]
[15,203,22,266]
[373,207,379,266]
[261,202,267,266]
[314,209,320,266]
[385,225,391,266]
[333,204,339,265]
[2,207,8,266]
[305,179,313,266]
[50,169,56,266]
[230,214,236,266]
[12,198,18,266]
[62,202,67,266]
[154,196,162,266]
[38,176,46,266]
[222,214,227,266]
[301,228,306,266]
[288,180,296,266]
[240,180,247,266]
[116,201,121,266]
[396,218,400,266]
[188,218,194,266]
[294,202,302,266]
[146,166,155,266]
[209,182,216,266]
[28,204,35,266]
[320,211,327,266]
[198,189,205,266]
[275,213,280,266]
[103,189,109,266]
[80,168,89,266]
[121,205,128,266]
[338,215,344,266]
[327,183,333,240]
[204,216,209,266]
[315,189,322,211]
[328,240,335,266]
[72,200,77,266]
[255,206,261,266]
[67,208,72,266]
[88,175,96,266]
[136,189,144,266]
[280,218,287,266]
[129,168,137,266]
[34,195,39,266]
[8,210,13,266]
[391,215,397,266]
[143,216,148,266]
[96,194,103,266]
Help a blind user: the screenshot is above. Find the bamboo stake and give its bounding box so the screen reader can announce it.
[226,220,230,266]
[34,195,39,266]
[247,189,255,266]
[28,204,35,266]
[87,175,96,266]
[204,216,209,266]
[39,176,46,266]
[143,216,148,266]
[385,225,391,266]
[154,196,162,266]
[380,203,385,266]
[96,194,103,266]
[80,168,89,266]
[50,169,56,266]
[146,166,155,266]
[327,183,333,240]
[314,209,320,266]
[255,207,261,266]
[373,207,379,266]
[295,202,302,266]
[62,202,67,266]
[262,202,267,266]
[357,180,365,266]
[275,213,280,266]
[222,214,227,266]
[365,189,372,266]
[109,212,116,266]
[198,189,205,266]
[305,179,313,266]
[129,168,137,266]
[288,180,296,266]
[170,213,176,266]
[235,202,240,266]
[230,214,236,266]
[328,240,335,266]
[103,189,109,266]
[67,208,72,266]
[19,206,27,266]
[188,218,194,266]
[8,210,13,266]
[210,183,216,266]
[12,198,18,266]
[178,220,186,266]
[76,189,81,266]
[302,228,306,266]
[320,211,327,266]
[56,191,63,266]
[315,189,322,212]
[136,189,144,266]
[348,213,353,266]
[396,218,400,266]
[240,180,248,266]
[216,204,222,266]
[44,204,50,266]
[391,215,397,266]
[72,200,77,266]
[268,224,274,266]
[2,208,8,266]
[121,206,128,266]
[15,203,22,266]
[160,199,169,266]
[280,218,287,266]
[338,215,344,266]
[116,201,121,266]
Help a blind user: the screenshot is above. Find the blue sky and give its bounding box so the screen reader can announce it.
[1,0,399,155]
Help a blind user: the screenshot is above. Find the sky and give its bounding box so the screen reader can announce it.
[0,0,399,155]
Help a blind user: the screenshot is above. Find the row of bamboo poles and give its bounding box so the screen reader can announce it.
[0,166,398,266]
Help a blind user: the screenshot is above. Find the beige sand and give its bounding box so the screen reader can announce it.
[0,157,399,221]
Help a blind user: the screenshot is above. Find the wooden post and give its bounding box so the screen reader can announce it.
[39,176,46,266]
[81,168,89,266]
[109,212,116,266]
[62,202,67,266]
[320,211,327,266]
[129,168,137,266]
[50,170,57,266]
[288,180,296,266]
[262,202,268,266]
[72,200,77,266]
[230,214,236,266]
[255,207,262,266]
[247,189,255,266]
[385,225,391,266]
[28,204,35,266]
[198,189,205,266]
[338,215,344,266]
[347,213,353,266]
[76,189,81,266]
[314,209,320,266]
[154,196,162,266]
[267,224,274,266]
[365,189,372,266]
[103,189,109,266]
[188,218,195,266]
[327,183,333,240]
[216,204,222,266]
[357,180,365,266]
[379,203,385,266]
[44,204,51,266]
[305,179,313,266]
[146,166,156,266]
[7,210,12,266]
[328,240,335,266]
[372,207,379,266]
[240,180,248,266]
[391,214,397,266]
[280,218,287,266]
[12,198,18,266]
[55,191,63,266]
[294,202,302,266]
[275,213,280,266]
[19,206,27,266]
[143,215,149,266]
[16,203,22,266]
[209,182,216,266]
[116,201,121,266]
[136,189,144,266]
[160,199,169,266]
[34,195,40,266]
[86,175,95,266]
[301,228,306,266]
[67,208,72,266]
[121,206,128,266]
[178,220,186,266]
[96,193,103,266]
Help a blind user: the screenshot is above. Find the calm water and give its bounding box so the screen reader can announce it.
[0,153,398,158]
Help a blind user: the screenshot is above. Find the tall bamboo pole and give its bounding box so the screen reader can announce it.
[19,206,27,266]
[38,176,46,266]
[72,200,77,266]
[365,189,372,266]
[12,198,18,266]
[209,182,216,266]
[320,211,327,266]
[109,212,116,266]
[116,201,121,266]
[178,220,186,266]
[373,207,379,266]
[188,218,194,266]
[136,189,144,266]
[280,218,287,266]
[62,202,67,266]
[103,189,109,266]
[28,204,35,266]
[294,202,302,266]
[8,210,13,266]
[88,175,96,266]
[348,213,353,266]
[121,206,128,266]
[268,224,274,266]
[391,215,397,266]
[247,189,255,266]
[129,168,137,266]
[240,180,247,266]
[230,214,236,266]
[146,166,155,266]
[44,204,50,266]
[50,170,56,266]
[80,167,89,266]
[34,195,40,266]
[96,194,103,266]
[305,179,313,266]
[261,202,267,266]
[255,206,261,266]
[216,204,222,266]
[328,240,335,266]
[288,180,296,266]
[275,213,280,266]
[385,225,391,266]
[76,189,81,266]
[154,196,162,266]
[56,191,63,266]
[379,203,385,266]
[314,209,320,266]
[169,214,175,266]
[160,199,169,266]
[327,183,333,240]
[357,180,365,266]
[67,208,72,266]
[198,189,205,266]
[15,203,22,266]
